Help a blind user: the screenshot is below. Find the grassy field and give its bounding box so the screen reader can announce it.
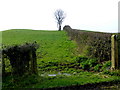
[2,29,120,89]
[2,29,77,71]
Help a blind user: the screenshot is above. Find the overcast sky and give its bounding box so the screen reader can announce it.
[0,0,119,33]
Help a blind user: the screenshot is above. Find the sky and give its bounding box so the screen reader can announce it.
[0,0,119,33]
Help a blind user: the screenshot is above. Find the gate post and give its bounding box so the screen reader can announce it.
[111,35,118,70]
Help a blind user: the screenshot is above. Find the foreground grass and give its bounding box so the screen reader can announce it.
[3,69,120,89]
[31,71,120,89]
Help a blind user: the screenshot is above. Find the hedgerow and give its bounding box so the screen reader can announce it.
[63,25,112,62]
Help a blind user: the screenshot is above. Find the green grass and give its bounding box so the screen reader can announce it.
[2,29,77,71]
[2,29,120,89]
[3,69,120,89]
[3,30,75,55]
[36,72,119,89]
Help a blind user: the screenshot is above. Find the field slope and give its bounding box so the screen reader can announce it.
[2,29,77,71]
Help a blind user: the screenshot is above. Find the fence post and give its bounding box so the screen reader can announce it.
[111,35,118,70]
[30,50,37,75]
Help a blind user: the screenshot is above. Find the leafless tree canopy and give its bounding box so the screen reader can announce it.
[54,9,66,31]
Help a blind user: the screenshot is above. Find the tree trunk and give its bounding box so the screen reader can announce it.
[58,25,61,31]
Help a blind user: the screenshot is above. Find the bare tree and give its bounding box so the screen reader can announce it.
[54,9,66,31]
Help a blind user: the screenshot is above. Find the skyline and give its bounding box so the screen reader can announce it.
[0,0,119,33]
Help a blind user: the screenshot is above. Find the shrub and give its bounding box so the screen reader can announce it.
[101,61,111,71]
[94,64,102,72]
[75,56,88,63]
[81,62,90,70]
[103,70,120,76]
[2,42,39,76]
[80,58,98,71]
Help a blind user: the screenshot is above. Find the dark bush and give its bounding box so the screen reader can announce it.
[94,64,102,72]
[117,34,120,68]
[101,61,111,71]
[75,56,88,63]
[80,58,98,71]
[2,42,39,76]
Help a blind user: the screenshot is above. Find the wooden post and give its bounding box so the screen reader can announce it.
[30,50,37,75]
[111,35,118,70]
[32,50,37,74]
